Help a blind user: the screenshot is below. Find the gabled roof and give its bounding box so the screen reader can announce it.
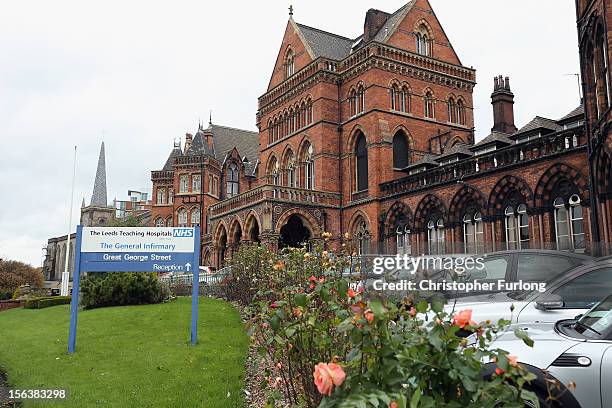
[514,116,562,135]
[471,131,513,150]
[295,23,354,60]
[162,145,183,171]
[371,1,416,43]
[435,143,473,161]
[559,104,584,122]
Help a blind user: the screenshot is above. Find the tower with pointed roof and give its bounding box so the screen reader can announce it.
[80,142,115,227]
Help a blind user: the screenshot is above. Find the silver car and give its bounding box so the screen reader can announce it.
[447,257,612,326]
[487,295,612,407]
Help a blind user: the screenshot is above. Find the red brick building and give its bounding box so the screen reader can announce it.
[152,0,611,268]
[576,0,612,249]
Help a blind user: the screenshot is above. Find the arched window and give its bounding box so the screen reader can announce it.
[295,105,301,129]
[596,33,610,112]
[289,108,295,134]
[505,204,529,250]
[424,91,435,118]
[155,217,164,227]
[447,97,457,123]
[286,151,296,187]
[307,99,313,124]
[463,211,484,253]
[226,163,239,197]
[304,144,315,190]
[166,217,173,227]
[457,99,466,125]
[349,89,357,116]
[268,157,280,186]
[401,85,410,112]
[390,83,399,110]
[168,187,173,204]
[285,49,294,78]
[178,208,188,227]
[416,29,431,56]
[357,84,365,114]
[554,194,585,251]
[157,188,165,205]
[355,219,371,255]
[427,218,445,254]
[355,133,368,191]
[393,132,410,168]
[396,224,411,255]
[191,209,200,226]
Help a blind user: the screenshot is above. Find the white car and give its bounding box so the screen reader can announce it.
[485,295,612,407]
[446,257,612,326]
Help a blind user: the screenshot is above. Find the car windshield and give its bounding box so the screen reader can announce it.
[574,295,612,339]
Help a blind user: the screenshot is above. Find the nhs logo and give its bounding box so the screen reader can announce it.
[173,228,194,238]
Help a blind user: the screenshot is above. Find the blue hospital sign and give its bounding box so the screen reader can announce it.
[80,227,197,273]
[68,225,201,353]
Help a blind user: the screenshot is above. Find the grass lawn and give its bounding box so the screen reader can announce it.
[0,297,249,407]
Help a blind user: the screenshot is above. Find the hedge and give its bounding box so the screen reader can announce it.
[24,296,71,309]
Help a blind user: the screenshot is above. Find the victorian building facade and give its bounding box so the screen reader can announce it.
[576,0,612,250]
[153,0,611,269]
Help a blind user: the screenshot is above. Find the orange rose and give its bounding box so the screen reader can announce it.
[508,355,518,367]
[293,307,303,318]
[495,367,505,375]
[365,310,374,324]
[452,309,477,328]
[390,402,398,408]
[313,362,346,396]
[347,288,357,298]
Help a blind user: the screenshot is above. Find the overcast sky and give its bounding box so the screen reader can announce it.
[0,0,581,266]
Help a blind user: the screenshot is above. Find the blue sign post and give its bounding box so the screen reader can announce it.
[68,226,201,353]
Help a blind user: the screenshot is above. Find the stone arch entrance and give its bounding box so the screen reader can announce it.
[278,214,311,249]
[245,213,261,244]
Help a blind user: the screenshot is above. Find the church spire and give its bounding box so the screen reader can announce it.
[90,142,108,206]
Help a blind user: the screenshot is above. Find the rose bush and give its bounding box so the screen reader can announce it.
[238,235,539,407]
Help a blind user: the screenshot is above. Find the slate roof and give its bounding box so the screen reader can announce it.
[472,131,513,149]
[296,23,354,60]
[402,153,440,171]
[162,145,183,171]
[209,124,259,162]
[186,131,214,157]
[294,1,416,60]
[435,143,473,161]
[514,116,562,135]
[243,160,259,177]
[559,104,584,122]
[372,1,416,43]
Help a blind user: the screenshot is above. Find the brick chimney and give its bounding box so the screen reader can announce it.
[363,9,390,43]
[184,133,193,154]
[491,75,517,134]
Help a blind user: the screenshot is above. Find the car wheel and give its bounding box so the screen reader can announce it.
[522,389,562,408]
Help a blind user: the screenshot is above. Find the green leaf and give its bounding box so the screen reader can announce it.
[269,316,280,331]
[410,388,421,408]
[513,328,534,347]
[294,293,307,307]
[416,300,428,313]
[370,300,386,317]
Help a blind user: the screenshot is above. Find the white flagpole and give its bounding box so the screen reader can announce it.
[61,146,77,296]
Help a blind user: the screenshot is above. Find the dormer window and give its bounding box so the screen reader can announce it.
[285,49,295,78]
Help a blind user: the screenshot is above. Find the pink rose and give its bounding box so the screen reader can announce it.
[313,362,346,396]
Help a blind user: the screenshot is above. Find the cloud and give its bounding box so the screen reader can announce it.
[0,0,581,265]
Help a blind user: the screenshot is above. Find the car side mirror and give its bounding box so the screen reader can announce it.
[535,294,564,310]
